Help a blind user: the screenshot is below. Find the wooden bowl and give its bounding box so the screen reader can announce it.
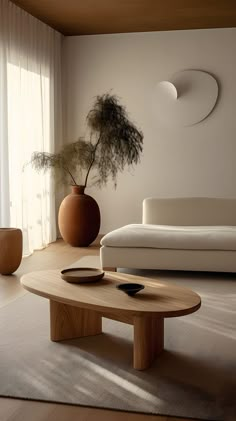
[61,268,104,283]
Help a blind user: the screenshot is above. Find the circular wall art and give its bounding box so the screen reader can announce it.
[154,70,219,127]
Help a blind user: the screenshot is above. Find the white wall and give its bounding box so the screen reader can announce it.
[63,28,236,234]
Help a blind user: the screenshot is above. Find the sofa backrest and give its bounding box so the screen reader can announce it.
[143,197,236,226]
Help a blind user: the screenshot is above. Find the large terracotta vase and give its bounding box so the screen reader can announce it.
[58,185,100,247]
[0,228,23,275]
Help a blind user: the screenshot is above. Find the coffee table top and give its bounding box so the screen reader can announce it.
[21,270,201,318]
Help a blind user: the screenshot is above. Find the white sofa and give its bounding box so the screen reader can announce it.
[100,197,236,272]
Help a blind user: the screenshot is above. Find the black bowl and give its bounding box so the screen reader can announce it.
[116,283,144,297]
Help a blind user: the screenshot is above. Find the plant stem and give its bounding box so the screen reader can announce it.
[84,134,102,187]
[63,166,77,186]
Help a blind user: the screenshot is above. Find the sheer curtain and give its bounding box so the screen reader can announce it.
[0,0,63,255]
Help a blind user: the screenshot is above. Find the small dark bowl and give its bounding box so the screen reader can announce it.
[116,283,144,297]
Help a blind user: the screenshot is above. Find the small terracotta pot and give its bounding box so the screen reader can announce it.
[0,228,23,275]
[58,185,100,247]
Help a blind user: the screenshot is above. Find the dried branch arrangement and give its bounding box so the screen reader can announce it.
[30,93,143,188]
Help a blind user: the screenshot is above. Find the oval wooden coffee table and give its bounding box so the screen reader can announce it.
[21,270,201,370]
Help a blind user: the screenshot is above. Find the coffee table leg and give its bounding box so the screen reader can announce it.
[50,300,102,341]
[133,316,164,370]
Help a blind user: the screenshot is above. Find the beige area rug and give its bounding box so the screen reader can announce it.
[0,256,236,421]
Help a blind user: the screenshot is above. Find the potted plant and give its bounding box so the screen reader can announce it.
[30,93,143,246]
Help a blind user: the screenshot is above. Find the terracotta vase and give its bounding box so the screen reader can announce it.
[0,228,23,275]
[58,185,100,247]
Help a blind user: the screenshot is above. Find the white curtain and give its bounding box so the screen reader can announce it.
[0,0,63,255]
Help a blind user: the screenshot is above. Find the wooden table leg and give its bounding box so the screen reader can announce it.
[50,300,102,341]
[133,316,164,370]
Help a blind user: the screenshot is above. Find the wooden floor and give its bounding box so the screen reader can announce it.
[0,239,198,421]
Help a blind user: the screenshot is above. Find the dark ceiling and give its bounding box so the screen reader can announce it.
[11,0,236,36]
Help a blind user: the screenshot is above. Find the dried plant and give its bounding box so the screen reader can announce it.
[30,93,143,188]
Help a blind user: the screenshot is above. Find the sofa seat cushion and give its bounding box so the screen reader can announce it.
[101,224,236,251]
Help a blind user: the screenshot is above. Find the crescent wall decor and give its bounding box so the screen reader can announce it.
[154,70,219,127]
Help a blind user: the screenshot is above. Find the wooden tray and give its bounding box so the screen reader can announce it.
[61,268,104,283]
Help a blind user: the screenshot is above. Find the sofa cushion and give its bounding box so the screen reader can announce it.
[101,224,236,251]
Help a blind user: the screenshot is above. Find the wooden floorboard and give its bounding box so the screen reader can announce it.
[0,238,199,421]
